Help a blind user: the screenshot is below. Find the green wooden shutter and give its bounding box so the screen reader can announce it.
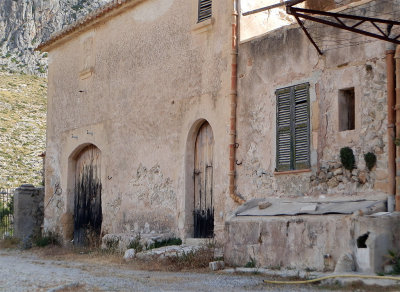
[276,88,292,171]
[198,0,212,23]
[293,84,310,169]
[276,83,310,171]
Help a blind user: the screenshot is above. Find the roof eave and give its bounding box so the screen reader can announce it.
[36,0,145,52]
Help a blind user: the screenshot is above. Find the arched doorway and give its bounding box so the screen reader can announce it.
[193,121,214,238]
[73,145,102,246]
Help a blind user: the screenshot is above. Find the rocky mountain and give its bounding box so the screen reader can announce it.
[0,0,111,76]
[0,1,112,187]
[0,71,46,188]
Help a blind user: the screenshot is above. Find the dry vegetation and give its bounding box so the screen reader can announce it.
[0,236,19,248]
[29,245,215,273]
[0,71,47,187]
[1,244,399,291]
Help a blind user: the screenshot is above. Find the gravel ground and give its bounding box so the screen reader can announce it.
[0,249,332,292]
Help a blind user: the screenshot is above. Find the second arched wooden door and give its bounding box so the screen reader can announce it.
[193,122,214,238]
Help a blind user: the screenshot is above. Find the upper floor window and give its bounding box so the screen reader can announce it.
[276,83,310,172]
[198,0,212,23]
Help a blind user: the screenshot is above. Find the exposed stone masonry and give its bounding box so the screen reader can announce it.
[310,161,372,195]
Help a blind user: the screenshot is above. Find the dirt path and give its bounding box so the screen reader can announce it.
[0,248,332,292]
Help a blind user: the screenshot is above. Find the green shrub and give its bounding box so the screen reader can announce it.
[340,147,355,170]
[127,234,143,253]
[364,152,377,171]
[384,250,400,275]
[245,257,257,268]
[37,66,46,74]
[71,4,83,11]
[147,237,182,250]
[104,237,119,250]
[34,232,59,247]
[0,196,13,232]
[0,200,12,222]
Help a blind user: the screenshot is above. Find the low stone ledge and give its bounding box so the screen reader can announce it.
[136,245,202,260]
[209,261,225,271]
[101,232,175,251]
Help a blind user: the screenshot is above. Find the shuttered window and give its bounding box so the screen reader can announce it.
[198,0,212,23]
[276,83,310,171]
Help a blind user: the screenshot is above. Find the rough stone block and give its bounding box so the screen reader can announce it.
[327,178,339,188]
[123,249,136,260]
[333,162,342,169]
[334,253,355,272]
[333,168,343,176]
[14,185,44,244]
[209,261,225,271]
[136,245,202,260]
[358,171,367,184]
[258,201,271,210]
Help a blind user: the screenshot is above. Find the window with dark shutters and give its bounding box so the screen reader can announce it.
[198,0,212,23]
[276,83,310,171]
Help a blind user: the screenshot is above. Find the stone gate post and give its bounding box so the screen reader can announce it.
[14,184,44,245]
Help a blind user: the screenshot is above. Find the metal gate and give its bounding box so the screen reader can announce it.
[193,122,214,238]
[0,189,14,238]
[74,145,102,246]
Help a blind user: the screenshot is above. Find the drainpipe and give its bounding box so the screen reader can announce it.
[395,46,400,211]
[229,0,245,205]
[387,49,395,209]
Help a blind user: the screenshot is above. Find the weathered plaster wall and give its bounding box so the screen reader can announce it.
[44,0,234,243]
[239,0,366,42]
[236,0,398,200]
[239,0,299,42]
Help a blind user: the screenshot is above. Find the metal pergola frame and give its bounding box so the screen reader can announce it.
[243,0,400,55]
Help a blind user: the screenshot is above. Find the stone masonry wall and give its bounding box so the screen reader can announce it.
[236,0,399,200]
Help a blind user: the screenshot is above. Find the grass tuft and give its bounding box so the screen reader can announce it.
[34,232,60,247]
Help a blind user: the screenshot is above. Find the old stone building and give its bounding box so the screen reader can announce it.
[39,0,235,245]
[39,0,400,272]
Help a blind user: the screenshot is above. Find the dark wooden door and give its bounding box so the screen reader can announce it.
[193,122,214,238]
[74,145,102,246]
